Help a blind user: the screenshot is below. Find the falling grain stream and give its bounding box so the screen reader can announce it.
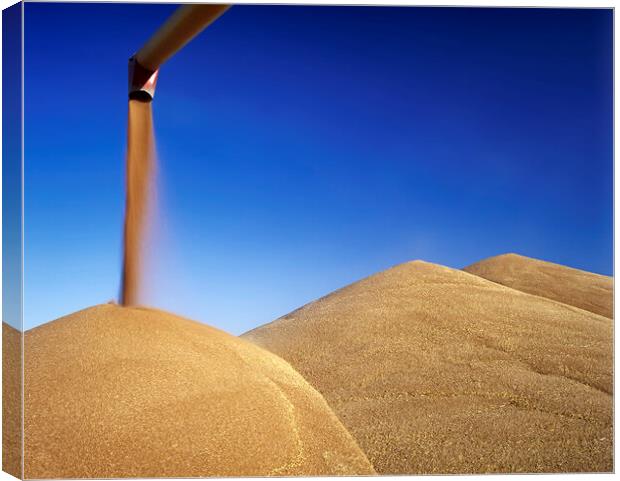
[119,4,230,306]
[121,100,155,305]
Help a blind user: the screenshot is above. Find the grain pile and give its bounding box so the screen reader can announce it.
[2,323,22,478]
[24,304,374,478]
[121,100,156,306]
[464,253,613,318]
[243,259,613,474]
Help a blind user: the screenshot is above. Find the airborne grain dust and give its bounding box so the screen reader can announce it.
[121,100,156,305]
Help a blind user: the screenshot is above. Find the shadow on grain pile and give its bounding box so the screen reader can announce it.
[243,256,613,474]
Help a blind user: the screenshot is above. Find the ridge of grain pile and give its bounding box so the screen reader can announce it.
[24,304,374,478]
[243,259,613,474]
[464,253,613,318]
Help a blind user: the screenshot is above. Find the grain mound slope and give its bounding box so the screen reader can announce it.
[24,304,374,478]
[464,253,613,318]
[243,261,613,474]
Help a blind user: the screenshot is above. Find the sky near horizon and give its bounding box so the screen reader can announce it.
[22,4,613,333]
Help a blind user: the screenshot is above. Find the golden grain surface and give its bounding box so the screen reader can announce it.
[3,322,22,478]
[464,253,613,318]
[24,305,374,478]
[243,260,613,474]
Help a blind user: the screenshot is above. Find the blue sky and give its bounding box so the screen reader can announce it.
[23,4,612,333]
[3,3,22,330]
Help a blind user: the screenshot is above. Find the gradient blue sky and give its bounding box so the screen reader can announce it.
[24,4,613,333]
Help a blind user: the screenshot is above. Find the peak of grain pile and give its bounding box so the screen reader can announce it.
[464,253,613,318]
[24,305,374,478]
[242,259,613,474]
